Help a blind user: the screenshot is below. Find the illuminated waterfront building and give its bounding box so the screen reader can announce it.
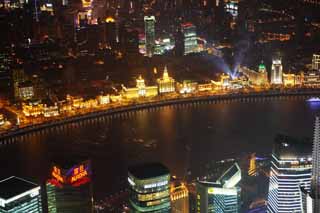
[177,80,198,94]
[240,66,268,86]
[0,176,42,213]
[302,71,320,87]
[267,135,312,213]
[157,66,175,94]
[181,23,198,55]
[196,162,241,213]
[271,57,283,85]
[312,54,320,71]
[46,159,93,213]
[282,73,296,87]
[22,100,44,117]
[170,181,189,213]
[144,16,156,57]
[43,101,59,118]
[97,95,110,105]
[122,76,158,99]
[128,163,171,212]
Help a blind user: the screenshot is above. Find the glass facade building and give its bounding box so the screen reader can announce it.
[144,16,156,57]
[196,163,241,213]
[181,23,198,55]
[128,163,171,212]
[0,176,42,213]
[267,135,312,213]
[46,159,93,213]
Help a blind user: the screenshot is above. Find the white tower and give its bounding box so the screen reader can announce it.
[271,57,283,85]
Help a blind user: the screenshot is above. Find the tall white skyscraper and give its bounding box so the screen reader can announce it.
[144,16,156,57]
[270,56,283,85]
[312,116,320,212]
[267,135,312,213]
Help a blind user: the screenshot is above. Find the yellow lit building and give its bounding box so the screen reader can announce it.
[22,101,44,117]
[122,76,158,99]
[177,80,198,94]
[240,66,268,86]
[282,73,295,87]
[212,73,231,90]
[0,114,4,125]
[157,66,175,94]
[171,182,189,213]
[248,153,257,177]
[44,103,59,117]
[198,83,213,92]
[97,95,110,105]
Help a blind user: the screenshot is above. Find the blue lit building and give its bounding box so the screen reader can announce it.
[196,162,241,213]
[128,162,171,212]
[0,176,42,213]
[267,135,312,213]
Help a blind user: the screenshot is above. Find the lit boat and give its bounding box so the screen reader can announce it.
[307,97,320,102]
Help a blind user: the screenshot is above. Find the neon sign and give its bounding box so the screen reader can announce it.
[52,166,64,183]
[70,164,88,183]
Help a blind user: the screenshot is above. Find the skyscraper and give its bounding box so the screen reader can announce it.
[144,16,156,57]
[0,176,43,213]
[267,135,312,213]
[196,162,241,213]
[46,158,93,213]
[181,22,198,55]
[311,116,320,212]
[128,162,171,212]
[270,55,283,85]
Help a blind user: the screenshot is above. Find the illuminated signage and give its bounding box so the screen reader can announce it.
[144,180,168,189]
[70,165,88,183]
[52,166,64,183]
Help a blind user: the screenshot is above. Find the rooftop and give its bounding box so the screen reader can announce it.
[0,176,39,200]
[128,162,170,179]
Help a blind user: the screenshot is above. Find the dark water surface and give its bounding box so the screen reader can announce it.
[0,98,319,198]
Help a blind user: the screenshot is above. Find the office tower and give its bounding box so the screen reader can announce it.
[270,55,283,85]
[128,162,171,212]
[312,54,320,71]
[0,176,42,213]
[267,135,312,213]
[196,162,241,213]
[311,116,320,212]
[144,16,156,57]
[46,158,93,213]
[181,23,198,55]
[157,66,176,94]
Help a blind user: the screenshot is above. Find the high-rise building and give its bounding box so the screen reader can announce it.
[144,16,156,57]
[270,56,283,85]
[0,176,42,213]
[267,135,312,213]
[196,162,241,213]
[311,116,320,212]
[46,158,93,213]
[157,66,176,94]
[312,54,320,71]
[128,162,171,212]
[248,153,257,176]
[181,23,198,55]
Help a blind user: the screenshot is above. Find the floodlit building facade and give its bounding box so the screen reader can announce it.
[122,76,158,99]
[196,163,241,213]
[312,54,320,71]
[267,135,312,213]
[128,163,171,212]
[271,57,283,85]
[0,176,42,213]
[157,66,175,94]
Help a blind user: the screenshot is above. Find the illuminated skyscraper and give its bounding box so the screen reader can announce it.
[144,16,156,57]
[312,54,320,71]
[271,56,283,85]
[267,135,312,213]
[181,23,198,55]
[46,158,93,213]
[248,153,257,176]
[196,162,241,213]
[128,162,171,212]
[0,176,42,213]
[311,116,320,212]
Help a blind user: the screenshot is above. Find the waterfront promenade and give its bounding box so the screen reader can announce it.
[0,88,319,141]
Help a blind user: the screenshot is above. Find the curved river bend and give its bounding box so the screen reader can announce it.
[0,97,319,198]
